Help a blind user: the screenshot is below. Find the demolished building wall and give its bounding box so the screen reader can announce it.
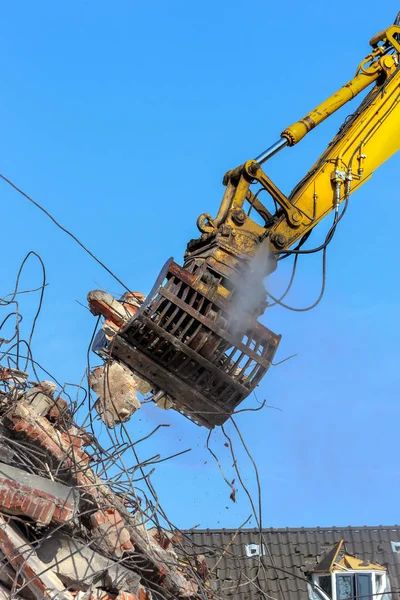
[0,370,213,600]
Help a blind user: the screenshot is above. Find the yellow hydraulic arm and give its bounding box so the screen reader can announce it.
[194,17,400,266]
[109,16,400,428]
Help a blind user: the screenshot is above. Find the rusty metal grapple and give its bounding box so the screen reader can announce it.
[109,258,280,428]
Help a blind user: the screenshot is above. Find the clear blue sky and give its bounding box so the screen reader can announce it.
[1,1,399,530]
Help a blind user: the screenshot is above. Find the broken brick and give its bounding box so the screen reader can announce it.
[87,290,141,333]
[90,508,133,558]
[117,594,141,600]
[0,462,78,525]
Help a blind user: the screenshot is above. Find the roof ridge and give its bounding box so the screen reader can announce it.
[186,525,400,533]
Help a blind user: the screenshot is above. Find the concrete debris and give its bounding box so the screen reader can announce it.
[0,582,26,600]
[0,513,74,599]
[0,424,16,464]
[88,362,148,428]
[87,289,175,420]
[24,381,58,416]
[0,374,210,600]
[153,394,175,411]
[75,592,148,600]
[0,367,29,386]
[0,549,37,598]
[36,534,141,593]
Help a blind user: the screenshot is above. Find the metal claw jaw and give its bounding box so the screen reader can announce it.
[108,259,281,429]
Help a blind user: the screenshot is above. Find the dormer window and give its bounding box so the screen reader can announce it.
[309,540,390,600]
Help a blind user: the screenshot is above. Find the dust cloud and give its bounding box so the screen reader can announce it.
[228,239,275,338]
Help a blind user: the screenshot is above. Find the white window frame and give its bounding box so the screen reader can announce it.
[391,541,400,553]
[311,570,388,600]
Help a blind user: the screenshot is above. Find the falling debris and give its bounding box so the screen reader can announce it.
[229,479,237,503]
[88,361,148,428]
[87,288,175,421]
[87,290,144,341]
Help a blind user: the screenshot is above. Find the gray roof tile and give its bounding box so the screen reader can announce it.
[184,527,400,600]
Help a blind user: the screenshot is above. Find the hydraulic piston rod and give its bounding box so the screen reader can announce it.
[255,137,288,164]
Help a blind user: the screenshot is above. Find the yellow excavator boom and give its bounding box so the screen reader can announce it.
[100,16,400,428]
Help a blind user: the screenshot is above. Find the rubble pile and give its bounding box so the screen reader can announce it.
[0,370,210,600]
